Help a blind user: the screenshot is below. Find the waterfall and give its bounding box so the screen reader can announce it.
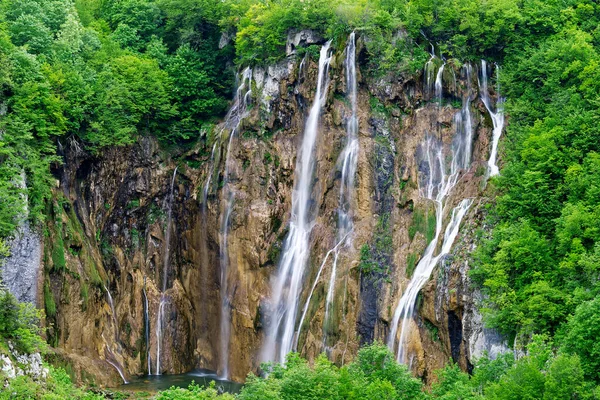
[262,41,333,363]
[479,60,505,177]
[218,67,252,379]
[424,53,436,99]
[435,62,445,103]
[102,285,128,383]
[322,32,359,349]
[155,167,177,375]
[103,336,128,384]
[104,285,119,341]
[388,66,477,362]
[203,142,218,205]
[155,297,166,375]
[453,64,474,170]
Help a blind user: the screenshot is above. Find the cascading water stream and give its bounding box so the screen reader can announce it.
[143,277,151,374]
[424,50,436,99]
[218,67,252,379]
[435,62,445,104]
[104,284,119,341]
[388,67,476,362]
[262,42,333,363]
[155,167,177,375]
[479,60,505,177]
[102,285,127,383]
[322,32,359,349]
[102,335,128,384]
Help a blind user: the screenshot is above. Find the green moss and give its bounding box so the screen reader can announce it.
[406,252,418,278]
[51,230,66,271]
[408,206,436,243]
[264,151,273,164]
[127,199,140,209]
[44,282,56,318]
[424,319,440,342]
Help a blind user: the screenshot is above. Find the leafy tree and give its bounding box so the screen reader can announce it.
[561,298,600,382]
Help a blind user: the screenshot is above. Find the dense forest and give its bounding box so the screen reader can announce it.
[1,0,600,398]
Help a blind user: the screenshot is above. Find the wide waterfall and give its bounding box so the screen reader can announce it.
[388,63,475,363]
[262,41,333,363]
[479,60,505,177]
[155,167,177,375]
[219,67,253,379]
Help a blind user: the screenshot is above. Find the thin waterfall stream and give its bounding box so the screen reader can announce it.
[155,167,177,375]
[322,32,359,350]
[103,285,127,383]
[479,60,505,177]
[218,67,253,379]
[262,41,333,363]
[143,278,151,374]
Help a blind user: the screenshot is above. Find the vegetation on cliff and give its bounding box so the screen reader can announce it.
[0,0,599,397]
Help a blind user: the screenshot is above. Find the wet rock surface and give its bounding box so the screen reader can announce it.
[36,35,508,386]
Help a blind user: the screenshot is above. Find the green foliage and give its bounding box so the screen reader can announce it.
[155,381,235,399]
[561,297,600,381]
[238,343,424,400]
[467,5,600,387]
[44,281,56,318]
[0,365,105,400]
[406,252,418,278]
[0,290,46,353]
[409,207,436,243]
[235,0,335,65]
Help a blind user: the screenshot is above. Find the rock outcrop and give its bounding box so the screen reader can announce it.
[33,33,507,386]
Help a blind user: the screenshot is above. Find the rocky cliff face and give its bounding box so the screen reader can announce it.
[28,33,507,386]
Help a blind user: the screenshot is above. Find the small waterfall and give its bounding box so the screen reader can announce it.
[103,336,128,384]
[424,52,436,99]
[218,67,252,379]
[102,285,128,383]
[143,278,151,374]
[388,64,478,361]
[295,235,348,350]
[453,64,474,170]
[155,297,166,375]
[435,62,445,103]
[322,32,359,349]
[104,284,119,341]
[203,142,218,205]
[155,167,177,375]
[262,41,333,363]
[479,60,505,176]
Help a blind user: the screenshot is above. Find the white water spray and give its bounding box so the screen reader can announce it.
[262,42,333,363]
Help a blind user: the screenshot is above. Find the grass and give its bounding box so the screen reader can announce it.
[406,252,418,278]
